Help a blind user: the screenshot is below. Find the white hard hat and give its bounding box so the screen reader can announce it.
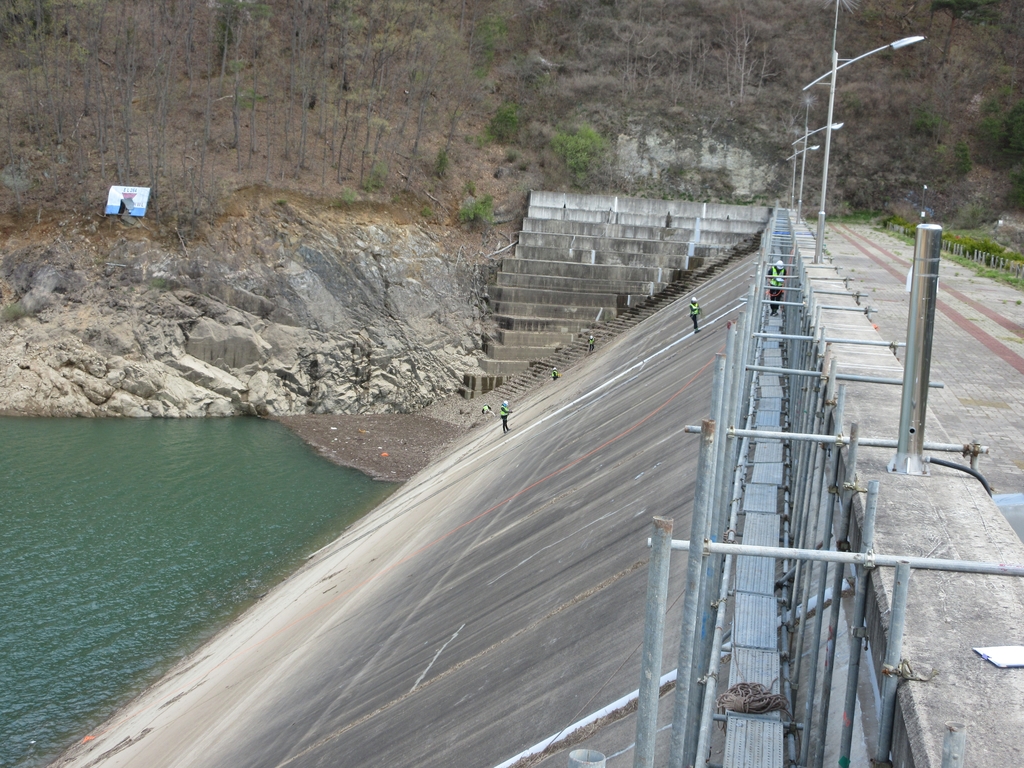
[775,259,784,267]
[502,401,508,407]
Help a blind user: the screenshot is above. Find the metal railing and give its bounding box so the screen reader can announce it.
[632,209,1005,768]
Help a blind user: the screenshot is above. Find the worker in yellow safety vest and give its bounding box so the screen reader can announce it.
[768,260,786,316]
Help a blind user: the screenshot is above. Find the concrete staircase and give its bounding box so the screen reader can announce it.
[464,233,761,404]
[460,192,770,399]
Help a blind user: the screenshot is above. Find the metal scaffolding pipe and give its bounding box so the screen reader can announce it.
[941,722,967,768]
[634,517,673,768]
[813,426,860,768]
[754,332,904,348]
[746,364,944,387]
[876,562,912,764]
[668,420,716,768]
[839,480,879,767]
[680,426,988,454]
[661,541,1024,577]
[890,224,942,475]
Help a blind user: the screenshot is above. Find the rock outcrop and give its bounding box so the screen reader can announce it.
[0,201,488,418]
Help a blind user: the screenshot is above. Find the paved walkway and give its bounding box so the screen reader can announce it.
[825,223,1024,497]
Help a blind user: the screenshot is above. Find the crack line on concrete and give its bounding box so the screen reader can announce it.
[410,623,465,693]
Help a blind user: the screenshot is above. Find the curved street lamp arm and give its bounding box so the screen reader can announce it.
[803,36,925,90]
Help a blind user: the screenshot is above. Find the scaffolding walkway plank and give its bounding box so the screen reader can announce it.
[752,441,783,464]
[729,648,781,695]
[750,461,783,485]
[742,484,777,514]
[733,593,778,650]
[741,512,780,547]
[723,713,784,768]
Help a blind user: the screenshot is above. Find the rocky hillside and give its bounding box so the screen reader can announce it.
[0,193,490,417]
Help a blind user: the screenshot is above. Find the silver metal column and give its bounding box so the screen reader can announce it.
[940,722,967,768]
[634,517,673,768]
[889,224,942,475]
[668,419,716,768]
[838,480,879,768]
[875,561,912,765]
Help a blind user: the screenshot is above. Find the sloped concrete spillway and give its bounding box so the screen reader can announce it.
[53,253,759,767]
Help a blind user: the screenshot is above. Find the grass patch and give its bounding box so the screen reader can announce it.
[832,211,884,224]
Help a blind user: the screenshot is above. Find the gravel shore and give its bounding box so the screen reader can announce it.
[275,392,503,482]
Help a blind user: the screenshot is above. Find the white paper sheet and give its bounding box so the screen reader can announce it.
[973,646,1024,668]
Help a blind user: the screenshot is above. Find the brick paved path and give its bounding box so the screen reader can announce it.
[825,223,1024,495]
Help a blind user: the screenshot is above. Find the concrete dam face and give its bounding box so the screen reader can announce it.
[56,249,758,768]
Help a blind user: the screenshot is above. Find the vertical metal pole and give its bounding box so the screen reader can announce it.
[889,224,942,475]
[798,384,845,765]
[683,357,729,768]
[797,98,811,224]
[812,424,859,768]
[838,480,879,766]
[669,420,716,768]
[634,517,674,768]
[941,722,967,768]
[813,28,839,265]
[875,561,912,765]
[713,330,737,525]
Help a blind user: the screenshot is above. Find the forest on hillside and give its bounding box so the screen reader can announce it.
[3,0,1024,233]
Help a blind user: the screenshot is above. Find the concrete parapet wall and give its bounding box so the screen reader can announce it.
[483,341,564,361]
[514,244,690,271]
[495,272,664,297]
[494,315,593,333]
[500,256,680,284]
[477,357,532,375]
[491,301,618,322]
[522,217,763,240]
[527,190,770,223]
[489,285,622,307]
[494,329,577,347]
[518,230,741,253]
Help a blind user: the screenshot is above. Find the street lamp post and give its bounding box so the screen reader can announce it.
[804,33,926,262]
[793,122,843,223]
[789,145,820,213]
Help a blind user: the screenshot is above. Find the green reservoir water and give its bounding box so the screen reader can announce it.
[0,417,395,768]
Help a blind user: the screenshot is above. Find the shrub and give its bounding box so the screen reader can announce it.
[331,188,358,207]
[951,203,991,230]
[420,205,433,218]
[488,103,520,143]
[1006,100,1024,153]
[953,141,972,175]
[912,107,945,142]
[434,149,449,179]
[552,125,606,183]
[1009,166,1024,207]
[2,301,29,322]
[463,180,476,196]
[363,160,387,191]
[459,195,494,225]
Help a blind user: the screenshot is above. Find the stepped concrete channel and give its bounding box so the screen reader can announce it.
[53,211,1024,768]
[461,192,768,398]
